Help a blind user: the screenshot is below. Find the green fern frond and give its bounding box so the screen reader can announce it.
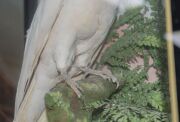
[91,0,170,121]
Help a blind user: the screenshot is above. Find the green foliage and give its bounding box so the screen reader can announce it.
[86,0,170,121]
[45,92,71,110]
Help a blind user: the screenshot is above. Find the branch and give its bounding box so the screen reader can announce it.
[43,75,123,122]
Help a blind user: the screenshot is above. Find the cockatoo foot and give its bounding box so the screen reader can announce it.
[79,67,119,88]
[66,80,82,98]
[61,71,82,97]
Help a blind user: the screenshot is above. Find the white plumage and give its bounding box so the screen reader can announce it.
[14,0,144,121]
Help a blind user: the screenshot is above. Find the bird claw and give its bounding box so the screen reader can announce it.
[67,80,82,98]
[61,71,83,98]
[77,66,120,89]
[97,73,119,89]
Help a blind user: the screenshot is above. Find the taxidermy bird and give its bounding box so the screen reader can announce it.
[14,0,144,121]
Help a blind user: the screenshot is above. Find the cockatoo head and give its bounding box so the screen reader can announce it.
[105,0,145,16]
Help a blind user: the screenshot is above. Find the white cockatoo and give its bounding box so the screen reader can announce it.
[14,0,144,121]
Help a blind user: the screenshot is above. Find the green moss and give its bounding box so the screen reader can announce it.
[45,76,119,122]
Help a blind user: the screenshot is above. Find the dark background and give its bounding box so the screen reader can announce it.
[24,0,37,31]
[171,0,180,112]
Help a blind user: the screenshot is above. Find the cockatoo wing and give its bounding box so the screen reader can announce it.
[15,0,65,114]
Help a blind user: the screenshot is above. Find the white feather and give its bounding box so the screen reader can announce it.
[14,0,64,117]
